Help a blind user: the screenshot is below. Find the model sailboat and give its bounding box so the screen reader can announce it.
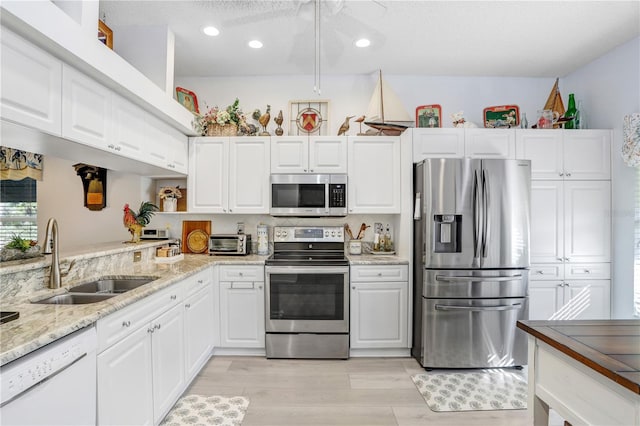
[364,70,413,135]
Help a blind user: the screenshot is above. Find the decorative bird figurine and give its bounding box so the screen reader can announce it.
[258,104,271,136]
[337,115,354,136]
[355,115,365,135]
[274,109,284,136]
[123,201,159,243]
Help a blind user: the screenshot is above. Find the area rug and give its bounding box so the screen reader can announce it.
[411,369,527,412]
[160,395,249,425]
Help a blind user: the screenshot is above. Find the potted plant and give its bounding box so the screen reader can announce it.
[158,186,182,212]
[193,98,244,136]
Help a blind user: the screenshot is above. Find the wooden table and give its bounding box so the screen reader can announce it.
[517,320,640,425]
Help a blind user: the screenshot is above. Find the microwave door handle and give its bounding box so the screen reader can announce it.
[325,182,330,213]
[435,303,522,312]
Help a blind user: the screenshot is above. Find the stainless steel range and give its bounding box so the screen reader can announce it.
[265,226,349,359]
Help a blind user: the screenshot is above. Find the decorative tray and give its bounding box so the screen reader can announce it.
[154,253,185,264]
[370,251,396,255]
[483,105,520,128]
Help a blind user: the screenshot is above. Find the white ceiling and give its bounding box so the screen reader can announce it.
[99,0,640,79]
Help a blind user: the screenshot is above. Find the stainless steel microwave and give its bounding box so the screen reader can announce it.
[270,174,347,217]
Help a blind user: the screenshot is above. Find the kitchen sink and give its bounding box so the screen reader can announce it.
[33,293,116,305]
[68,277,156,294]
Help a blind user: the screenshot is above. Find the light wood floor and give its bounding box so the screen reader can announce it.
[184,356,532,425]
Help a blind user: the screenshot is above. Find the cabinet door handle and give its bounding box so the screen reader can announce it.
[108,144,115,149]
[147,327,154,333]
[584,269,591,274]
[122,321,131,328]
[154,323,161,330]
[309,169,314,173]
[352,286,356,290]
[170,295,177,300]
[559,172,564,177]
[239,272,244,276]
[557,257,564,262]
[258,285,263,290]
[198,279,203,284]
[115,146,122,151]
[564,257,570,262]
[304,169,307,172]
[535,270,544,274]
[185,303,191,308]
[566,172,571,177]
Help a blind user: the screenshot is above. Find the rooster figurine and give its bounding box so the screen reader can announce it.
[123,201,159,243]
[274,109,284,136]
[258,104,271,136]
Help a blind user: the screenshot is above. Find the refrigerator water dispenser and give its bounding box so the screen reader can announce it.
[433,214,461,252]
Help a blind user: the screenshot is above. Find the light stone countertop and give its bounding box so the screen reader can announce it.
[0,248,407,366]
[0,252,267,367]
[347,253,410,265]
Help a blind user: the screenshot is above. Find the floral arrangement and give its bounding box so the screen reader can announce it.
[193,98,244,135]
[158,186,182,199]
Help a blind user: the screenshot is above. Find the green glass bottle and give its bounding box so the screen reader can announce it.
[564,93,577,129]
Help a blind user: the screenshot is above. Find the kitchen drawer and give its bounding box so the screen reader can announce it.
[350,265,408,282]
[564,263,610,280]
[97,282,184,353]
[183,267,213,296]
[529,264,563,280]
[219,265,264,282]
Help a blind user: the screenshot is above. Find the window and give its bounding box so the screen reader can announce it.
[0,178,37,246]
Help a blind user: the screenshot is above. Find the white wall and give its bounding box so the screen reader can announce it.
[37,155,146,252]
[176,74,556,133]
[563,36,640,319]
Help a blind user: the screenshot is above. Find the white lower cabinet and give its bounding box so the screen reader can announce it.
[183,276,214,381]
[97,268,214,425]
[217,265,265,350]
[97,325,154,426]
[151,304,185,424]
[529,279,610,320]
[349,265,409,351]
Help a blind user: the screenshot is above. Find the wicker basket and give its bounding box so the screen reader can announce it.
[206,123,238,137]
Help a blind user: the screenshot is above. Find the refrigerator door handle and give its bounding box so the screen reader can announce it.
[481,168,489,258]
[413,192,421,220]
[435,275,523,282]
[473,170,481,260]
[435,303,523,312]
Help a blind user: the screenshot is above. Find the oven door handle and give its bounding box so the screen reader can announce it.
[435,303,522,312]
[265,266,350,275]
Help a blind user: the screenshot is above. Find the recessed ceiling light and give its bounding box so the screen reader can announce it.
[355,38,371,48]
[203,26,220,36]
[248,40,263,49]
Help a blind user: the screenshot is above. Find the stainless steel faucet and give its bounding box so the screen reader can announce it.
[42,218,61,289]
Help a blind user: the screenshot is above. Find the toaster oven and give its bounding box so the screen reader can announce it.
[209,234,251,255]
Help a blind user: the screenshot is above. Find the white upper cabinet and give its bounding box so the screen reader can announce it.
[412,128,515,161]
[62,64,112,148]
[464,128,515,159]
[308,136,348,173]
[189,137,270,213]
[0,28,62,135]
[348,136,401,214]
[229,137,271,213]
[271,136,347,173]
[146,115,188,174]
[112,95,148,161]
[413,128,465,160]
[516,129,611,180]
[188,137,229,213]
[562,130,611,180]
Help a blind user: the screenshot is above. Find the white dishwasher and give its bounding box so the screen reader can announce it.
[0,326,97,425]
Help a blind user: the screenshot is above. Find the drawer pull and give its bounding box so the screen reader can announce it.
[584,269,591,274]
[536,270,544,274]
[122,321,131,328]
[239,272,244,276]
[377,272,383,276]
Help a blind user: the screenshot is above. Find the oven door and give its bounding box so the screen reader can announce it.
[265,265,349,333]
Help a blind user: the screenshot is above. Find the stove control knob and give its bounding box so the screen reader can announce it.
[331,231,336,237]
[281,230,288,238]
[325,231,330,237]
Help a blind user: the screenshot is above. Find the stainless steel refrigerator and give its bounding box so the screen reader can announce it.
[412,158,531,369]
